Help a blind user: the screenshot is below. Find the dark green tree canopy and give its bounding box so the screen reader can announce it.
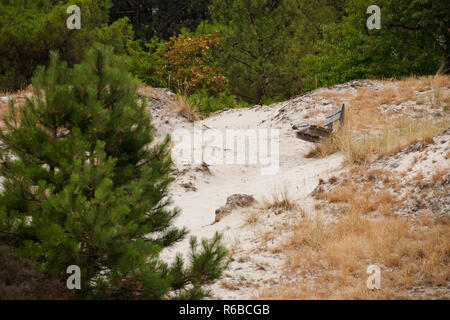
[110,0,212,40]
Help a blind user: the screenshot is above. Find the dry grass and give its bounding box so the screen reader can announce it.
[313,116,449,165]
[260,186,297,214]
[255,211,450,299]
[307,75,450,163]
[0,84,33,97]
[168,94,199,122]
[315,177,396,217]
[227,238,241,263]
[244,208,262,225]
[431,167,447,185]
[346,81,448,131]
[138,85,160,97]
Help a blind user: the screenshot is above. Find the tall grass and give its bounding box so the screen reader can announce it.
[333,117,448,165]
[307,75,449,164]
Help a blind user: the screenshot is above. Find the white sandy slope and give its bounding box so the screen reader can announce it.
[146,86,358,299]
[147,78,449,299]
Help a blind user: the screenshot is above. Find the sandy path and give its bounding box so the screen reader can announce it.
[160,104,344,298]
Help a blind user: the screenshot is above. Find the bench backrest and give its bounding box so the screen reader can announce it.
[324,104,345,129]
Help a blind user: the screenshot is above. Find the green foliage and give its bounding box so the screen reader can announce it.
[209,0,301,104]
[0,0,134,92]
[301,0,449,91]
[0,45,227,299]
[187,89,247,115]
[127,37,169,88]
[92,17,134,55]
[110,0,212,40]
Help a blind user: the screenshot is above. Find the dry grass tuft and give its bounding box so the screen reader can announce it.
[244,209,262,225]
[261,187,297,214]
[168,94,199,122]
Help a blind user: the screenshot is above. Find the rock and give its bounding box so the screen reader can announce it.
[214,194,256,223]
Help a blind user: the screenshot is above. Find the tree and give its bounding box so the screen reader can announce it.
[384,0,450,73]
[301,0,449,90]
[209,0,300,104]
[0,0,134,91]
[0,45,227,299]
[110,0,212,40]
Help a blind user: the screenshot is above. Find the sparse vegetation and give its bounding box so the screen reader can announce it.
[168,93,200,121]
[261,186,297,214]
[256,211,449,299]
[307,75,450,165]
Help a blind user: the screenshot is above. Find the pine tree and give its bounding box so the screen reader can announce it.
[209,0,300,104]
[0,44,227,299]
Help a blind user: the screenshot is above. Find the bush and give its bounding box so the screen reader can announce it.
[161,32,229,95]
[208,0,302,104]
[92,17,134,56]
[187,89,248,115]
[127,37,169,88]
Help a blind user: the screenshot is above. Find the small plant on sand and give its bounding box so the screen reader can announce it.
[261,186,297,214]
[168,93,200,121]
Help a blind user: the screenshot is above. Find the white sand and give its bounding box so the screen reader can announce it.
[150,89,347,299]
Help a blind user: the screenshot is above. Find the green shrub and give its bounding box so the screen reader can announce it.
[187,89,247,115]
[127,37,169,88]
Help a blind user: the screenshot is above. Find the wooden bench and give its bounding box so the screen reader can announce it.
[294,104,345,143]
